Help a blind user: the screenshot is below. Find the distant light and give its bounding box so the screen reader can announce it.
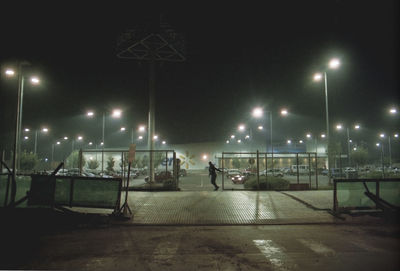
[87,111,94,117]
[230,135,235,139]
[245,135,250,139]
[395,134,399,138]
[353,147,357,151]
[5,69,15,76]
[112,109,122,118]
[380,133,385,138]
[258,126,263,130]
[162,141,166,145]
[153,135,158,140]
[138,125,146,132]
[238,124,245,131]
[138,136,143,140]
[321,134,326,138]
[120,127,126,132]
[354,125,360,129]
[281,109,288,116]
[306,133,311,138]
[100,142,104,145]
[349,139,352,143]
[24,136,29,140]
[299,140,303,144]
[77,136,83,140]
[252,107,263,118]
[30,77,40,84]
[226,140,230,144]
[202,155,208,160]
[313,73,323,81]
[237,139,241,143]
[89,156,93,160]
[63,136,68,140]
[45,158,48,162]
[24,128,30,132]
[56,141,60,145]
[287,140,291,144]
[336,124,342,130]
[329,58,340,69]
[376,143,380,147]
[389,108,397,114]
[88,142,93,145]
[42,128,49,133]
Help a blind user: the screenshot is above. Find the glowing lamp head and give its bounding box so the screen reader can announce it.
[313,73,323,81]
[5,69,15,76]
[252,107,263,118]
[329,58,340,69]
[30,77,40,84]
[112,109,122,118]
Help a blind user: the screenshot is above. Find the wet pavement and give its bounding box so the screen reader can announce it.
[1,190,399,270]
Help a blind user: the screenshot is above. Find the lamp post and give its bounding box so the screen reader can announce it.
[313,58,341,184]
[252,107,288,172]
[34,127,49,155]
[336,123,360,166]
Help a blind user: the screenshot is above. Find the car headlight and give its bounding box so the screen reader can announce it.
[238,177,242,180]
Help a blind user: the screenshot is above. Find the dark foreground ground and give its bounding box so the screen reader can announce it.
[0,207,399,271]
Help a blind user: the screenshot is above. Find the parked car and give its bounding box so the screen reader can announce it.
[242,168,256,177]
[230,174,248,184]
[260,169,284,177]
[322,168,346,178]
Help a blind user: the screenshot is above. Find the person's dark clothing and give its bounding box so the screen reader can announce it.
[208,162,221,190]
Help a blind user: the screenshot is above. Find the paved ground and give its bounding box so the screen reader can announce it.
[1,189,399,270]
[127,191,335,225]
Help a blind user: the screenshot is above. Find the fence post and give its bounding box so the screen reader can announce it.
[296,153,299,184]
[173,152,177,190]
[308,153,312,189]
[256,150,260,190]
[333,179,337,213]
[315,153,319,190]
[222,152,224,191]
[78,149,83,175]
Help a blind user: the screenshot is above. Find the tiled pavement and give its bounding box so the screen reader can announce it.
[126,191,336,225]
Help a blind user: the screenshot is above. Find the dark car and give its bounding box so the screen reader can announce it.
[231,174,248,184]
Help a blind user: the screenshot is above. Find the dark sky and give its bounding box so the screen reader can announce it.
[0,1,399,150]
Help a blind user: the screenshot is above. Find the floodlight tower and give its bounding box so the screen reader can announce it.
[116,16,185,182]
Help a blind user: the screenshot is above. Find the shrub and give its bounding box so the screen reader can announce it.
[163,178,177,190]
[243,176,290,190]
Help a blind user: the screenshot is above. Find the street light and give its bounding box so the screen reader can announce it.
[313,58,341,183]
[34,127,49,155]
[336,123,360,166]
[4,65,40,178]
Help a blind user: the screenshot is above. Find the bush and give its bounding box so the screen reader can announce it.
[243,176,290,190]
[163,178,177,190]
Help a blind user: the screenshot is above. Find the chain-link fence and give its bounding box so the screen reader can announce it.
[219,152,324,190]
[79,149,178,191]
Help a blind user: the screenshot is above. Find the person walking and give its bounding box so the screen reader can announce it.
[208,161,222,191]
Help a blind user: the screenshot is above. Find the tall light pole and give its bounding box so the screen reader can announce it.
[87,109,121,172]
[313,58,340,183]
[34,127,49,155]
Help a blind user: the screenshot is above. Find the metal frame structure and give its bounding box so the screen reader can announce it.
[220,151,319,191]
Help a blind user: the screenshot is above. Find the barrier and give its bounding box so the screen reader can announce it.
[28,175,122,211]
[333,178,400,213]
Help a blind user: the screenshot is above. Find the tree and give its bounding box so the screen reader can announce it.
[65,150,86,169]
[106,156,116,173]
[87,159,100,170]
[350,146,369,169]
[20,151,39,171]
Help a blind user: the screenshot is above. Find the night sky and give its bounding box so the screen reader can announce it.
[0,1,399,152]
